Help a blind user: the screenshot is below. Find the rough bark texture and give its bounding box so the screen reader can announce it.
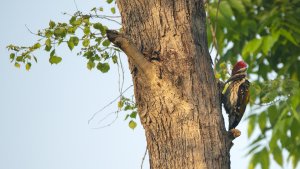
[113,0,231,168]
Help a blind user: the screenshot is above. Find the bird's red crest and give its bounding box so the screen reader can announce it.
[232,61,248,75]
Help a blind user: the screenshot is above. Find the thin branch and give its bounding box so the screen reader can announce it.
[91,111,119,129]
[106,30,156,80]
[73,0,79,12]
[213,0,221,66]
[88,85,133,124]
[119,52,125,93]
[141,146,148,169]
[205,0,221,72]
[25,25,46,38]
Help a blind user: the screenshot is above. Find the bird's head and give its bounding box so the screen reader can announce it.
[232,61,248,75]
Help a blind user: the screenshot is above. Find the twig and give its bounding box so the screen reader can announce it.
[25,25,46,38]
[205,0,221,72]
[118,52,125,93]
[73,0,79,12]
[141,146,148,169]
[91,111,119,129]
[213,0,221,70]
[88,85,133,124]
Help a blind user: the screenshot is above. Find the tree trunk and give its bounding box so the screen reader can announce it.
[113,0,231,168]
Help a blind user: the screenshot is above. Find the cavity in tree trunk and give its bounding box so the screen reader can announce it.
[107,0,232,168]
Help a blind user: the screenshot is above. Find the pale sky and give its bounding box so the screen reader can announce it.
[0,0,284,169]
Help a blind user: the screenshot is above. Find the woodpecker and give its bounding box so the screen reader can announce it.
[222,61,250,130]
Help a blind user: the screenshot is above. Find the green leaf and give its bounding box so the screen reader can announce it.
[25,62,31,71]
[111,7,116,14]
[279,29,298,46]
[99,7,104,11]
[124,105,133,111]
[242,38,263,57]
[273,146,283,166]
[87,60,95,70]
[73,19,82,26]
[45,38,51,47]
[261,90,277,103]
[112,55,118,64]
[248,153,260,169]
[130,111,137,118]
[128,120,137,129]
[102,39,111,47]
[50,49,55,56]
[97,62,110,73]
[45,30,53,38]
[260,148,270,169]
[16,56,23,62]
[106,0,113,4]
[82,39,90,47]
[49,20,56,28]
[248,115,257,138]
[118,100,124,109]
[83,26,90,35]
[33,43,41,49]
[258,112,267,132]
[124,114,129,120]
[49,55,62,64]
[219,1,234,19]
[93,23,107,35]
[10,53,15,61]
[262,35,277,55]
[33,56,38,63]
[14,62,20,68]
[70,36,79,46]
[54,27,66,37]
[67,39,74,50]
[228,0,246,15]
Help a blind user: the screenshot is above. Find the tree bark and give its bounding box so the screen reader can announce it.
[111,0,232,168]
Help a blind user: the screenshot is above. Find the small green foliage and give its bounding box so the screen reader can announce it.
[16,56,23,62]
[49,55,62,64]
[7,9,121,71]
[102,39,111,47]
[82,39,90,47]
[111,7,116,14]
[33,43,41,49]
[87,60,95,70]
[83,26,90,35]
[261,35,277,55]
[25,62,31,71]
[106,0,113,4]
[130,111,137,119]
[272,146,283,166]
[97,62,110,73]
[49,20,56,28]
[112,55,118,64]
[219,1,234,19]
[128,120,137,129]
[14,62,20,68]
[247,115,256,138]
[117,96,138,129]
[242,38,263,57]
[10,53,15,61]
[258,112,267,132]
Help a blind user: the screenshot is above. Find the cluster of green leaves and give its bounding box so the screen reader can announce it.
[118,96,138,130]
[7,0,141,130]
[7,2,119,73]
[207,0,300,168]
